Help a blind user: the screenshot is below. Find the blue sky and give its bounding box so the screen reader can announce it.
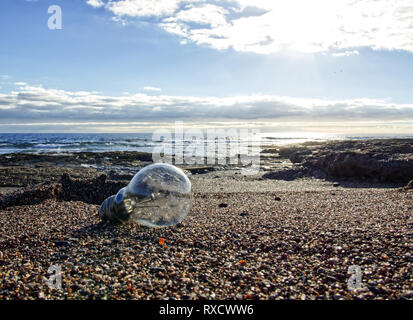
[1,0,413,132]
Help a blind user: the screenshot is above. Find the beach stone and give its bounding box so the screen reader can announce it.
[218,203,228,208]
[400,180,413,191]
[399,291,413,299]
[55,240,69,247]
[149,267,165,273]
[262,168,305,181]
[185,166,215,174]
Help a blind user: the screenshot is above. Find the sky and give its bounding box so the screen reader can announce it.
[1,0,413,133]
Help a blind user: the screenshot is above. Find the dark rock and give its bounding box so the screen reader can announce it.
[368,285,389,295]
[185,166,215,174]
[400,180,413,191]
[149,266,165,273]
[218,203,228,208]
[299,139,413,183]
[398,291,413,299]
[80,289,90,296]
[289,149,312,164]
[97,174,108,183]
[61,173,71,184]
[274,196,281,201]
[112,238,122,244]
[325,275,340,283]
[262,168,305,181]
[277,145,310,159]
[55,240,69,247]
[240,211,248,216]
[188,266,199,272]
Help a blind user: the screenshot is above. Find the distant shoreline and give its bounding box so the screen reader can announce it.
[1,132,413,156]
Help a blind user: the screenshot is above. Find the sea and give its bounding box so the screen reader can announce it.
[0,132,412,156]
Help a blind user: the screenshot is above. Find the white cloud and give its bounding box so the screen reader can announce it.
[142,86,162,92]
[332,50,360,57]
[105,0,181,17]
[86,0,413,54]
[86,0,105,8]
[167,3,228,27]
[1,83,413,125]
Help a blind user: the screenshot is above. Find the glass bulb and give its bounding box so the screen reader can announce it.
[99,163,192,227]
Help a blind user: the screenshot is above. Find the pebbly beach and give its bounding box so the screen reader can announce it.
[0,139,412,300]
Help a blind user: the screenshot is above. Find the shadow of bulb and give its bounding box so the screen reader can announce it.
[99,163,192,227]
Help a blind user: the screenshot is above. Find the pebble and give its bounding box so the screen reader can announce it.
[55,240,69,247]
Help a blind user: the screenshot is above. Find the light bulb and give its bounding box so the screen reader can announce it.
[99,163,192,227]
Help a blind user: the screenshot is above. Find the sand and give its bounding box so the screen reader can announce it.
[0,179,412,300]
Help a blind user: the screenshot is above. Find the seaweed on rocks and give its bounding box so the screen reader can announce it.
[0,174,128,209]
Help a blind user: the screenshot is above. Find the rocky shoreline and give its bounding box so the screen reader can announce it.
[262,138,413,184]
[1,139,413,189]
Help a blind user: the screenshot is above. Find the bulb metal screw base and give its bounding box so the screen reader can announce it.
[99,194,131,223]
